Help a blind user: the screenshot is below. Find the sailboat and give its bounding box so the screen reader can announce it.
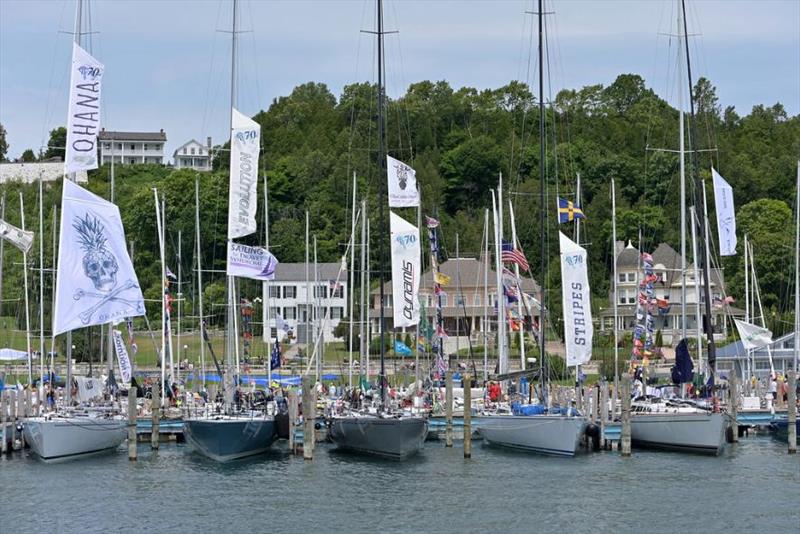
[23,0,136,462]
[627,0,726,455]
[327,0,428,460]
[476,0,587,457]
[182,0,277,462]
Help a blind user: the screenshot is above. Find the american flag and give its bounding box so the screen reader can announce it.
[501,240,529,272]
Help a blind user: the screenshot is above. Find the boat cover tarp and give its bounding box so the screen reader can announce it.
[0,348,27,361]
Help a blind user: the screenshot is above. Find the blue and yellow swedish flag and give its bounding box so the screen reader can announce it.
[558,197,586,224]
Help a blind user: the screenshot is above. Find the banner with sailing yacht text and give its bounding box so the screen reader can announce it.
[559,232,593,366]
[53,180,145,336]
[227,241,278,281]
[65,43,104,174]
[390,212,420,328]
[112,329,132,384]
[228,108,261,239]
[712,168,737,256]
[387,156,419,207]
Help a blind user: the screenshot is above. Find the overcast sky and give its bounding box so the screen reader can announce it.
[1,0,798,160]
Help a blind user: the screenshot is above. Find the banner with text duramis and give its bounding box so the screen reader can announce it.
[53,180,145,336]
[112,329,132,384]
[390,212,420,328]
[712,168,737,256]
[559,232,593,366]
[65,43,104,174]
[228,108,261,239]
[227,241,279,281]
[387,156,419,207]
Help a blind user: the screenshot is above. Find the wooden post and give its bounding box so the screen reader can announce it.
[621,378,631,457]
[584,386,592,421]
[151,387,160,450]
[463,375,471,458]
[729,373,739,443]
[600,382,608,449]
[288,389,298,453]
[128,389,137,461]
[302,376,315,460]
[788,370,797,454]
[24,388,31,417]
[445,371,453,448]
[1,391,7,454]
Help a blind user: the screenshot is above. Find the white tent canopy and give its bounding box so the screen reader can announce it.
[0,348,27,361]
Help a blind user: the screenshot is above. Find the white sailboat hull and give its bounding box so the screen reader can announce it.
[23,415,127,461]
[630,412,727,455]
[478,415,587,457]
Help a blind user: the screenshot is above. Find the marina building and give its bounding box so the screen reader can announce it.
[717,331,797,379]
[173,138,212,171]
[263,262,347,344]
[598,241,744,346]
[373,257,541,354]
[98,129,167,165]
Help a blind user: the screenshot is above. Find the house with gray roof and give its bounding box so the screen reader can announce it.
[599,241,743,346]
[98,129,167,165]
[263,262,347,344]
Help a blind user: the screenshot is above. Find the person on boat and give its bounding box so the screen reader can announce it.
[488,381,501,402]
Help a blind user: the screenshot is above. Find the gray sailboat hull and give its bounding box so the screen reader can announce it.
[630,412,727,455]
[183,415,277,462]
[478,415,587,457]
[329,415,428,460]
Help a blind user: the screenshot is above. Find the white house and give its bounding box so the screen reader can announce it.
[173,138,212,171]
[263,262,347,344]
[98,129,167,165]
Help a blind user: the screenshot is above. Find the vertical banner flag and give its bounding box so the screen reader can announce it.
[390,212,421,327]
[734,319,773,350]
[559,232,593,366]
[712,168,737,256]
[0,220,34,253]
[227,242,278,280]
[112,329,132,384]
[65,43,104,174]
[53,180,145,336]
[387,156,419,207]
[228,108,261,239]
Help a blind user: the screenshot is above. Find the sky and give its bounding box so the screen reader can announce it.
[0,0,798,160]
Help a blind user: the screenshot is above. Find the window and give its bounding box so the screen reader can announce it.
[183,148,187,155]
[104,143,111,150]
[627,272,636,282]
[474,295,481,306]
[618,289,627,306]
[269,306,281,318]
[143,144,149,151]
[330,307,343,319]
[283,307,296,320]
[387,295,393,308]
[116,143,122,150]
[270,327,277,339]
[269,285,280,298]
[283,286,296,299]
[314,285,327,299]
[455,294,465,306]
[130,144,135,150]
[440,295,448,307]
[191,148,196,155]
[330,284,343,298]
[618,273,626,283]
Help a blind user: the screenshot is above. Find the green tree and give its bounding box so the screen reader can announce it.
[20,149,36,162]
[44,127,67,161]
[0,122,8,162]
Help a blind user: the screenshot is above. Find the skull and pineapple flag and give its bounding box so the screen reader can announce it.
[387,156,419,208]
[53,180,145,336]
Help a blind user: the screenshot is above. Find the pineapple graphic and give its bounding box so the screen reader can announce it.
[73,212,118,292]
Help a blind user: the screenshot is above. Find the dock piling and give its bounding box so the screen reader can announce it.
[302,376,315,460]
[621,378,631,457]
[128,388,137,461]
[288,389,298,453]
[463,374,471,458]
[729,373,739,443]
[1,391,7,454]
[600,383,608,449]
[788,371,797,455]
[151,387,160,450]
[445,371,453,448]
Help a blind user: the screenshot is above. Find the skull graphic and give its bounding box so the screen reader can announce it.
[73,212,119,292]
[83,248,119,291]
[394,162,409,191]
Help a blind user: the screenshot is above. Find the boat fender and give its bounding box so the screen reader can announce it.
[314,421,323,430]
[15,422,23,433]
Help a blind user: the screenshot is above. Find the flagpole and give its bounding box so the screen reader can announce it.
[509,200,525,372]
[483,209,489,385]
[612,178,619,407]
[153,188,166,406]
[19,193,32,386]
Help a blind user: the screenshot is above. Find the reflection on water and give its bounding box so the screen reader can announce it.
[2,435,798,533]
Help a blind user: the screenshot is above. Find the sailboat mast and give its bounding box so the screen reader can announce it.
[681,0,717,381]
[39,177,45,389]
[677,2,688,342]
[195,177,206,388]
[20,194,32,386]
[611,178,619,404]
[794,162,799,373]
[483,209,489,384]
[348,173,357,389]
[537,0,547,396]
[226,0,239,393]
[376,0,388,404]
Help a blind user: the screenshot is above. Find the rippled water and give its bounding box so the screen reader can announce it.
[2,435,798,533]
